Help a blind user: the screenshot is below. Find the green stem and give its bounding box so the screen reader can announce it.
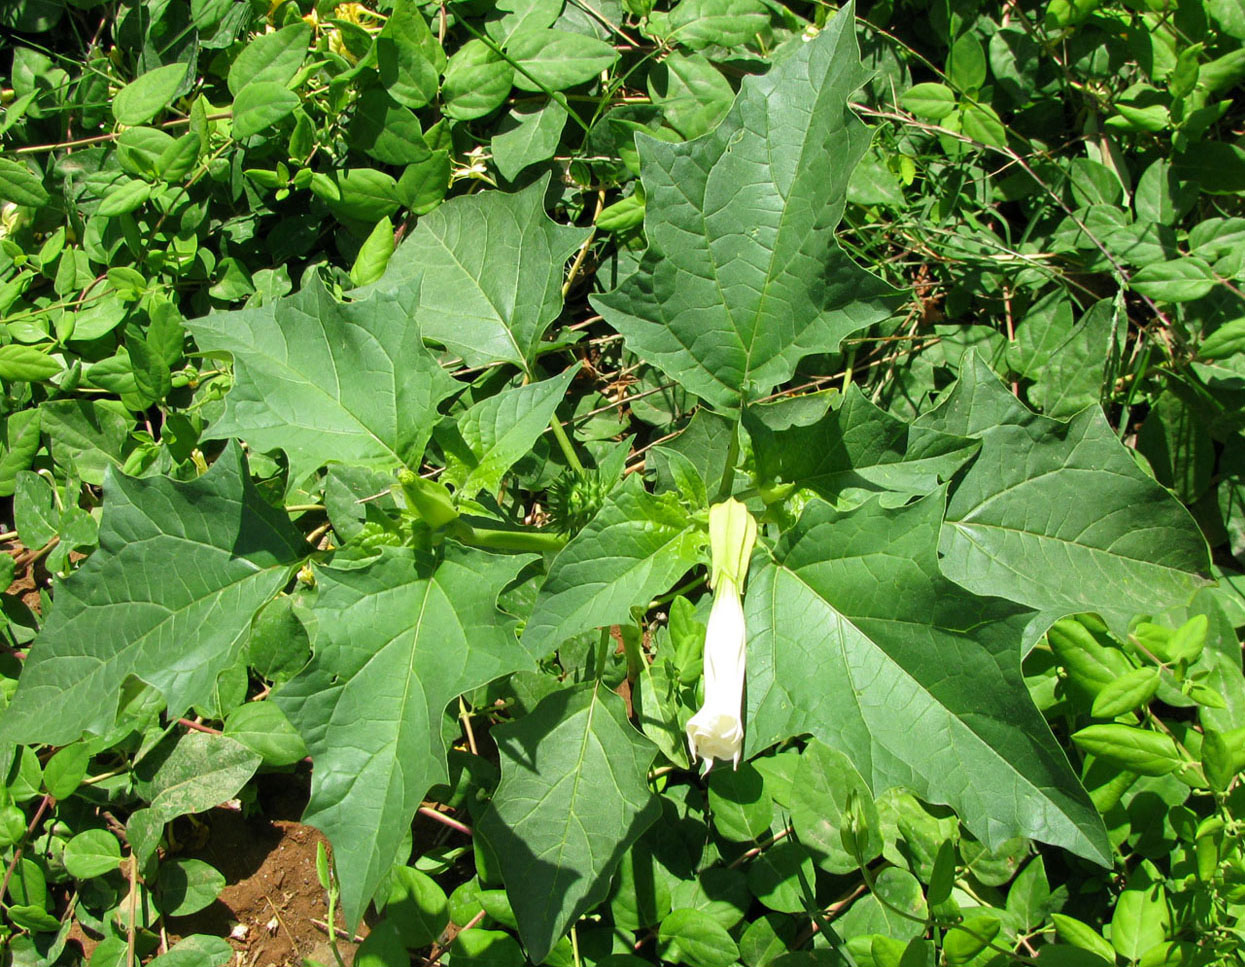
[622,615,645,684]
[714,421,741,502]
[594,628,612,683]
[648,573,708,610]
[549,417,585,474]
[451,520,567,553]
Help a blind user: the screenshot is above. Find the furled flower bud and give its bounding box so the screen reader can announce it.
[686,498,757,773]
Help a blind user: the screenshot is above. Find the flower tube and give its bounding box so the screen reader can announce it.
[686,498,757,773]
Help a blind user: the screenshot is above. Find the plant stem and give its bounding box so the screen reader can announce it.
[451,521,567,553]
[714,421,741,501]
[548,416,585,474]
[594,628,612,682]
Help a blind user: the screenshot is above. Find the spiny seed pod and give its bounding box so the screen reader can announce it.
[547,470,608,535]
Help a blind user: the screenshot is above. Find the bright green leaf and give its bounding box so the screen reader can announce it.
[746,493,1110,866]
[506,29,617,92]
[522,478,705,656]
[0,444,304,746]
[231,81,300,138]
[361,177,589,371]
[0,157,49,207]
[227,22,311,96]
[442,40,514,121]
[0,344,61,382]
[62,829,121,879]
[187,278,458,483]
[442,365,578,497]
[918,354,1210,637]
[113,63,190,125]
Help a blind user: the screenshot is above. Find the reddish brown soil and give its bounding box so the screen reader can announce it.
[166,773,368,967]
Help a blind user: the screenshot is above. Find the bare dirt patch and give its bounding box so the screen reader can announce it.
[168,773,368,967]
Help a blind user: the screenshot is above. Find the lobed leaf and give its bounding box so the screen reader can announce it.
[746,491,1111,866]
[593,4,901,410]
[0,442,306,747]
[276,544,536,927]
[188,278,458,483]
[477,682,660,962]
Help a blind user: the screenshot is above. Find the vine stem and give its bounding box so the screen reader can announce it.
[548,416,585,474]
[0,793,52,904]
[418,806,472,836]
[450,520,566,553]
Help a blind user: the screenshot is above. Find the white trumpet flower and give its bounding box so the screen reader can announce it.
[686,498,757,773]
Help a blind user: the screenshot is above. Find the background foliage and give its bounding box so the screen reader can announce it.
[0,0,1243,966]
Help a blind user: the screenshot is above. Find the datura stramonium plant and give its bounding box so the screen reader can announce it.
[686,498,758,773]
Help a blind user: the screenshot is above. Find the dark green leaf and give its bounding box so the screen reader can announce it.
[0,443,306,746]
[746,385,978,507]
[594,7,900,410]
[147,934,233,967]
[276,545,535,927]
[478,683,660,962]
[376,0,444,110]
[491,99,568,182]
[156,859,226,917]
[349,89,432,165]
[746,493,1110,866]
[647,0,769,51]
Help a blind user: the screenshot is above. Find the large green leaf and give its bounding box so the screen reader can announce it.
[746,493,1110,866]
[362,177,588,372]
[0,443,306,747]
[187,278,458,483]
[592,5,899,410]
[477,682,660,962]
[276,544,535,927]
[522,477,705,657]
[745,384,979,508]
[917,353,1211,635]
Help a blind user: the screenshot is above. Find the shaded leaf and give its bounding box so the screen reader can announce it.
[746,385,978,508]
[478,683,659,962]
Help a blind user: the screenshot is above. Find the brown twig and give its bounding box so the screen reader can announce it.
[418,806,473,837]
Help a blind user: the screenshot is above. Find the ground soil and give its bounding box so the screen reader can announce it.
[165,771,369,967]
